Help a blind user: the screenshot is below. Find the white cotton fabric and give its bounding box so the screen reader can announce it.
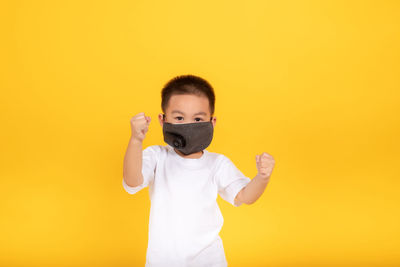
[122,144,251,267]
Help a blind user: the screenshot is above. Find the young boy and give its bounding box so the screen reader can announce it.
[122,75,275,267]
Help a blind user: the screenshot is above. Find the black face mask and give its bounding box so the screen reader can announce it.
[162,115,214,155]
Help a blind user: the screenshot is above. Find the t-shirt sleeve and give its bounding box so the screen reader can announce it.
[122,145,159,195]
[215,155,251,207]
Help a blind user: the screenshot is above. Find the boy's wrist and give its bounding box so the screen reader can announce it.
[130,136,143,145]
[256,173,271,183]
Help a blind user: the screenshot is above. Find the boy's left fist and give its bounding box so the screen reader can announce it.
[256,152,275,179]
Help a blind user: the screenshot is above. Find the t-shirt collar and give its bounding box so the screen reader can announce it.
[166,144,208,165]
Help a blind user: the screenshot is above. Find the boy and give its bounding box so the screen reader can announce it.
[122,75,275,267]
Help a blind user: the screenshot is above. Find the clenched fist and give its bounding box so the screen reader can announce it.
[130,112,151,142]
[256,152,275,180]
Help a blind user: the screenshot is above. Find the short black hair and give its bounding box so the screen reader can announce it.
[161,74,216,116]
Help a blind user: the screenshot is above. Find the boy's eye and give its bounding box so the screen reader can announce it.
[175,116,183,120]
[194,118,203,122]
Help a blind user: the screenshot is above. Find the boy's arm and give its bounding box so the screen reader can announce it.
[123,137,144,187]
[235,152,275,205]
[123,112,151,187]
[234,174,270,205]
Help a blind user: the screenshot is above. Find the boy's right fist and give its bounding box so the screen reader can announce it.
[130,112,151,142]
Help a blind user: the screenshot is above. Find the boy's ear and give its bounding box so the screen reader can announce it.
[158,113,165,126]
[211,116,217,127]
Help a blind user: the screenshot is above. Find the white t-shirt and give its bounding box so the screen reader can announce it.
[122,144,251,267]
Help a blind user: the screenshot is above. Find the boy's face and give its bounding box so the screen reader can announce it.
[158,94,217,127]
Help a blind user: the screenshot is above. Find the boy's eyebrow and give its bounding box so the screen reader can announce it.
[171,110,185,115]
[171,110,207,116]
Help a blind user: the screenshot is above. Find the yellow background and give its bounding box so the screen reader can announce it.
[1,0,399,266]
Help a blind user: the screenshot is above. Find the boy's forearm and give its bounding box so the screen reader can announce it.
[123,137,144,187]
[240,174,270,205]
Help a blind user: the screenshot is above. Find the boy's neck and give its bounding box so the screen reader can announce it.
[174,149,204,159]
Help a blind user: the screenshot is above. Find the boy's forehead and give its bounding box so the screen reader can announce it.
[166,94,210,115]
